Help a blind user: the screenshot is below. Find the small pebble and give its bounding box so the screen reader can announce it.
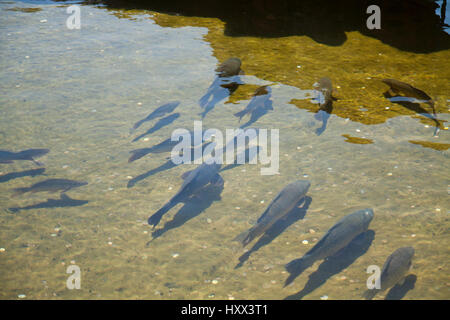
[137,102,142,106]
[143,138,149,141]
[40,19,47,23]
[208,293,215,298]
[387,172,393,176]
[302,240,309,245]
[25,56,30,59]
[62,165,69,169]
[435,208,441,212]
[107,241,113,245]
[50,233,57,237]
[206,218,212,224]
[382,240,388,244]
[212,279,218,284]
[320,295,328,300]
[411,234,416,238]
[235,207,240,210]
[143,231,148,234]
[172,253,179,258]
[385,107,390,110]
[0,248,5,252]
[228,296,235,300]
[70,260,76,264]
[18,294,26,299]
[108,187,114,191]
[356,129,361,133]
[168,186,173,190]
[260,200,265,204]
[309,229,315,234]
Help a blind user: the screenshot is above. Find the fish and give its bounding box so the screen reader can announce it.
[382,79,440,136]
[0,149,49,166]
[234,86,273,127]
[128,138,180,163]
[148,162,223,228]
[131,113,180,142]
[13,178,88,195]
[199,57,244,118]
[131,101,180,132]
[235,180,311,246]
[8,194,88,213]
[363,246,415,300]
[0,168,46,183]
[382,79,433,103]
[284,208,374,286]
[128,131,206,163]
[313,77,336,135]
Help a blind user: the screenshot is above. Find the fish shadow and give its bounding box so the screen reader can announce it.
[8,193,89,213]
[284,229,375,299]
[384,274,417,300]
[199,78,241,119]
[148,182,224,242]
[0,168,46,183]
[235,196,312,269]
[132,113,180,142]
[127,160,178,188]
[383,91,441,133]
[314,105,333,136]
[240,100,273,129]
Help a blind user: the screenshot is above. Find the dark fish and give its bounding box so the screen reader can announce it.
[363,247,415,300]
[131,101,180,132]
[313,77,336,135]
[8,194,88,213]
[148,162,223,228]
[128,131,205,163]
[382,79,439,136]
[0,149,49,166]
[199,57,244,118]
[235,180,311,246]
[131,113,180,142]
[215,57,242,78]
[129,138,179,163]
[13,179,88,195]
[234,86,273,128]
[0,168,45,183]
[127,142,213,188]
[284,208,374,286]
[382,79,432,102]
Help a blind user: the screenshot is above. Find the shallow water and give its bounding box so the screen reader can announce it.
[0,1,449,300]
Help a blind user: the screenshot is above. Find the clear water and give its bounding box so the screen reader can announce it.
[0,1,449,300]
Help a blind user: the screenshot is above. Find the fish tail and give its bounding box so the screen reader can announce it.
[12,187,29,196]
[233,224,263,247]
[284,256,314,287]
[233,110,246,121]
[148,201,174,228]
[8,207,20,213]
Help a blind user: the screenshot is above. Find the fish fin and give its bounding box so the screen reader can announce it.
[60,193,71,200]
[181,170,193,180]
[210,174,224,187]
[284,256,313,287]
[233,229,253,247]
[148,201,174,228]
